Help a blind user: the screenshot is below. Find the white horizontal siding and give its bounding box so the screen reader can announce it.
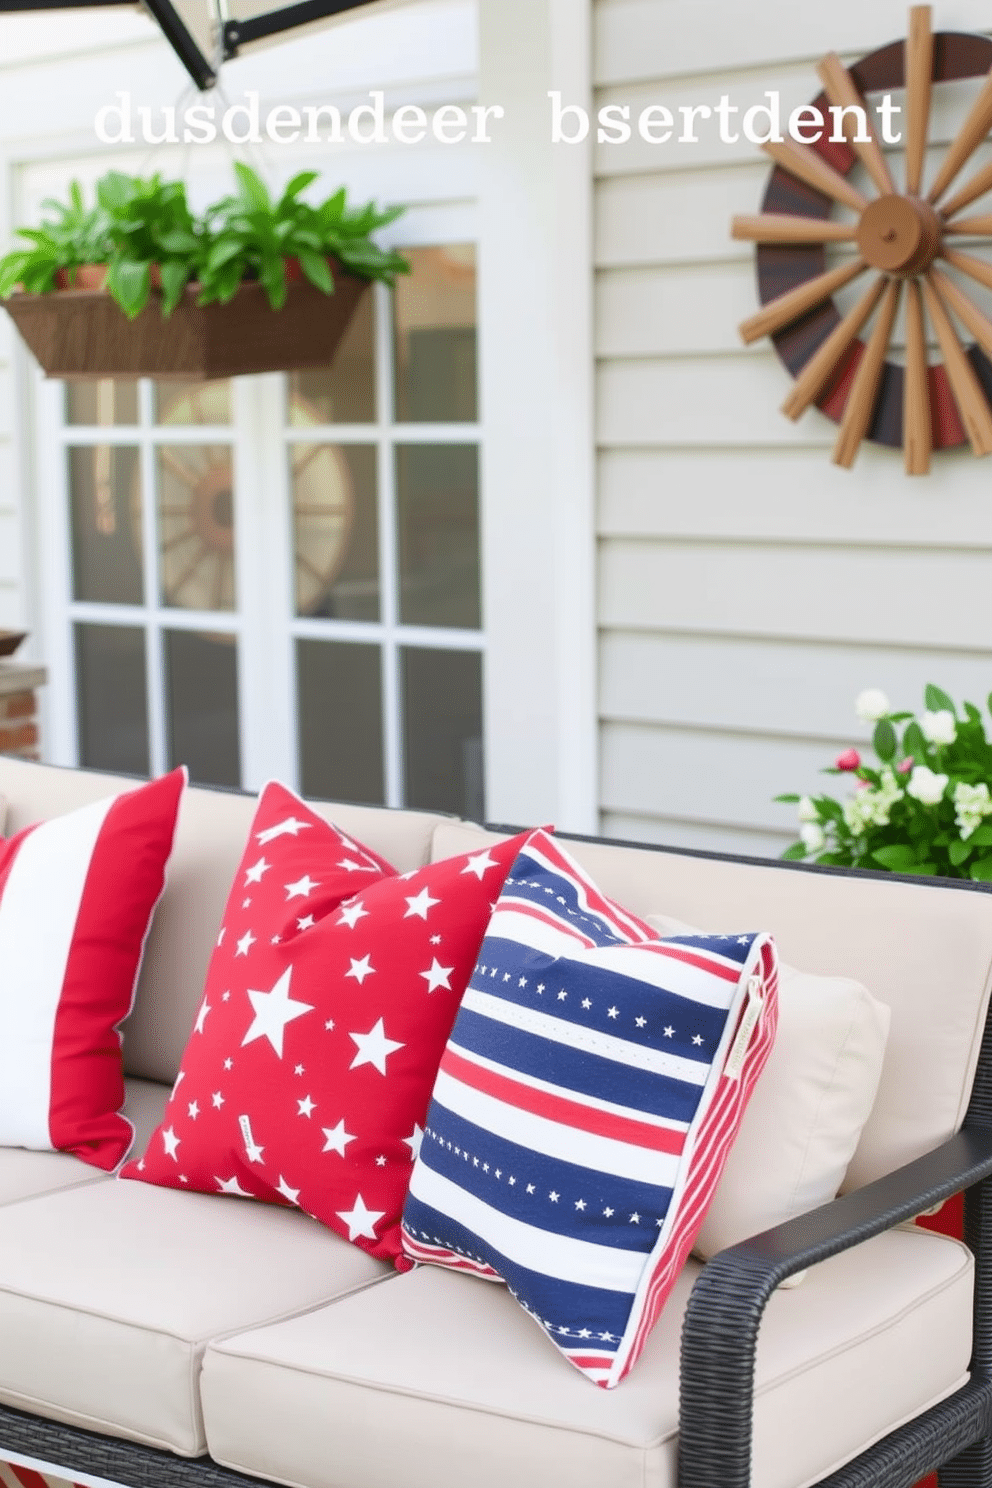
[594,0,992,84]
[599,633,992,739]
[593,0,992,855]
[600,811,792,861]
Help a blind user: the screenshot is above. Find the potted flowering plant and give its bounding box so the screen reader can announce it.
[0,166,408,379]
[777,685,992,881]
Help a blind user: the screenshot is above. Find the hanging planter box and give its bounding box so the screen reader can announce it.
[2,257,369,380]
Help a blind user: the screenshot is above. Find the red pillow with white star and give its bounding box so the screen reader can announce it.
[122,788,540,1268]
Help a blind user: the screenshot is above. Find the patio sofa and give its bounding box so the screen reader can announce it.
[0,754,990,1488]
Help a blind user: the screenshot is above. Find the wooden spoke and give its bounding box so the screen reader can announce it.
[782,274,887,419]
[169,541,211,597]
[944,214,992,236]
[940,159,992,221]
[291,444,325,477]
[921,273,992,455]
[927,69,992,204]
[739,257,867,346]
[941,247,992,295]
[903,278,931,475]
[160,526,199,553]
[731,214,857,244]
[929,265,992,362]
[157,448,197,485]
[817,51,896,196]
[833,278,901,468]
[762,138,869,215]
[905,6,933,195]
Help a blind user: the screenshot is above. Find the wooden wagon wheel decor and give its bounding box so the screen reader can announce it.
[732,5,992,473]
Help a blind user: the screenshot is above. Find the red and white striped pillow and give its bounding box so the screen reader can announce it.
[0,768,185,1170]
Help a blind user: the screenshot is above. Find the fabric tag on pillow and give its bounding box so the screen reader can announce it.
[401,830,778,1387]
[124,780,542,1267]
[0,768,185,1169]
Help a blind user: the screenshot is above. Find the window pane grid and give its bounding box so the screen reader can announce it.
[289,256,483,816]
[65,375,243,786]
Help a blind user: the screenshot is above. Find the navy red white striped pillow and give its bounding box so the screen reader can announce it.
[402,830,779,1387]
[0,769,185,1170]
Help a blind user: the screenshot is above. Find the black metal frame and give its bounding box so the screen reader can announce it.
[222,0,379,60]
[0,838,990,1488]
[0,0,387,90]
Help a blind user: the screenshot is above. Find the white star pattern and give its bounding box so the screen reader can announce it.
[223,1058,233,1071]
[294,1064,305,1076]
[663,1025,675,1038]
[607,1006,619,1019]
[242,967,315,1058]
[297,1095,316,1117]
[336,1193,385,1241]
[692,1034,704,1046]
[349,1018,405,1074]
[321,1119,355,1155]
[403,1124,423,1160]
[345,954,376,986]
[419,958,454,993]
[276,1176,300,1204]
[256,816,312,844]
[162,1126,180,1160]
[194,1000,212,1034]
[216,928,226,947]
[297,914,315,931]
[187,1100,200,1120]
[338,900,369,929]
[404,886,440,921]
[235,930,256,957]
[216,1175,252,1196]
[285,874,320,901]
[244,857,271,885]
[212,1091,225,1109]
[461,850,498,880]
[339,857,376,874]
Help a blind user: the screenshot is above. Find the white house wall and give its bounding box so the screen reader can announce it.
[593,0,992,857]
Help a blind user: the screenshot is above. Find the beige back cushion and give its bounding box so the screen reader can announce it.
[431,821,992,1190]
[0,759,452,1085]
[648,912,889,1255]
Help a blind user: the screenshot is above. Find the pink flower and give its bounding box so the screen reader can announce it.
[897,756,914,774]
[835,749,861,771]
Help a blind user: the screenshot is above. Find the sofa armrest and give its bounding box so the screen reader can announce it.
[677,1125,992,1488]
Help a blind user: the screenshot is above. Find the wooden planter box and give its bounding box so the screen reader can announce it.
[2,260,369,379]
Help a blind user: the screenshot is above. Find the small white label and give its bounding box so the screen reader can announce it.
[724,974,763,1081]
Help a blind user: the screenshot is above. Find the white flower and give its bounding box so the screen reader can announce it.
[906,765,949,806]
[842,768,904,834]
[855,688,891,723]
[800,822,825,853]
[920,709,957,746]
[954,781,992,840]
[797,796,819,823]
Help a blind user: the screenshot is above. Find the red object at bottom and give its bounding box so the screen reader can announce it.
[913,1194,966,1488]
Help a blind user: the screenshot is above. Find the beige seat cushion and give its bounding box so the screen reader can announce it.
[203,1228,971,1488]
[0,1078,168,1206]
[0,1178,390,1455]
[0,758,453,1086]
[431,822,992,1190]
[647,913,890,1258]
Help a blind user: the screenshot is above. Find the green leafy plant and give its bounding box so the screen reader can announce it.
[777,685,992,880]
[0,165,408,320]
[196,164,408,309]
[97,171,202,318]
[0,182,111,297]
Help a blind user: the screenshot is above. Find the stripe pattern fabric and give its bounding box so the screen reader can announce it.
[402,831,779,1387]
[0,769,185,1169]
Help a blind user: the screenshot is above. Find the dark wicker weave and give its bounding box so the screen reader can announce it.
[0,838,991,1488]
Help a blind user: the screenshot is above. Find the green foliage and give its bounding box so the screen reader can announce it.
[196,164,409,310]
[0,166,409,319]
[778,685,992,880]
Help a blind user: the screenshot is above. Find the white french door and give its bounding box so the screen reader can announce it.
[34,236,486,820]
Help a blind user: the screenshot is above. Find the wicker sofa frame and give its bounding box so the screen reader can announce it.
[0,833,990,1488]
